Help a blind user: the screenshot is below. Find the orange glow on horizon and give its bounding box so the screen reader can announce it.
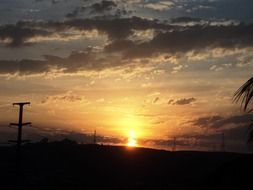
[127,130,137,147]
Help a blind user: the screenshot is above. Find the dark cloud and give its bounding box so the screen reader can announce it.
[0,23,52,47]
[1,17,253,75]
[104,40,135,52]
[123,23,253,58]
[0,59,46,75]
[191,115,223,128]
[167,99,174,104]
[181,0,253,22]
[41,92,84,104]
[168,97,196,105]
[51,0,61,4]
[190,114,252,129]
[35,0,61,4]
[170,17,202,24]
[3,17,253,54]
[152,97,160,104]
[65,7,80,18]
[65,0,129,19]
[0,51,92,75]
[0,17,173,46]
[0,50,126,75]
[90,0,117,13]
[61,16,172,40]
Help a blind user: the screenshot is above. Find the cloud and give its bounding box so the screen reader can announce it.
[190,114,252,129]
[182,0,253,22]
[41,91,88,104]
[123,23,253,59]
[0,52,87,75]
[144,1,174,11]
[0,17,172,46]
[2,17,253,54]
[65,7,80,18]
[104,39,135,52]
[190,115,223,128]
[152,97,160,104]
[168,97,196,105]
[65,0,129,18]
[0,50,127,75]
[170,17,202,24]
[0,23,52,47]
[90,0,117,13]
[1,17,253,76]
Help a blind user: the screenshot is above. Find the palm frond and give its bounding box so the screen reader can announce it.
[233,77,253,112]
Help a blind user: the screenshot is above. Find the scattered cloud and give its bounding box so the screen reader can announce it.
[0,23,52,47]
[41,91,89,104]
[144,1,174,11]
[190,114,252,129]
[123,23,253,59]
[168,97,196,105]
[152,97,160,104]
[90,0,117,13]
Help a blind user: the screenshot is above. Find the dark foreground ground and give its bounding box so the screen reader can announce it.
[0,140,252,190]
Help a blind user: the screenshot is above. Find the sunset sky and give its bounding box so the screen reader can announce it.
[1,0,253,151]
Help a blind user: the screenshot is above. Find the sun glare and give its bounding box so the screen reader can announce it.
[127,130,137,147]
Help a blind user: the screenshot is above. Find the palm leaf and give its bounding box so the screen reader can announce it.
[234,77,253,144]
[233,77,253,112]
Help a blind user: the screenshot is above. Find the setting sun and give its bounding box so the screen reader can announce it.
[127,130,137,147]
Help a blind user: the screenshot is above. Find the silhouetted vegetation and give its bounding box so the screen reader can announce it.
[234,77,253,143]
[0,141,252,190]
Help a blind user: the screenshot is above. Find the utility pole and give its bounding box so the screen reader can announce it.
[9,102,31,154]
[93,130,96,144]
[172,137,176,151]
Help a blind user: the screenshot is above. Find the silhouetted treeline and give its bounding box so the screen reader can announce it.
[0,140,252,190]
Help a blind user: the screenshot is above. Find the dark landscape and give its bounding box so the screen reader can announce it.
[1,140,252,190]
[1,1,253,190]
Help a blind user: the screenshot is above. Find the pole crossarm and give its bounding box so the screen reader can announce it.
[22,122,32,126]
[9,123,19,126]
[13,102,30,106]
[10,122,31,126]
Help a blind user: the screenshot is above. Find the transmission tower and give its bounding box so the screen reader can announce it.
[9,102,31,153]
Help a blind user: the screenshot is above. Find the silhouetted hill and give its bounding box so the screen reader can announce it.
[0,141,252,190]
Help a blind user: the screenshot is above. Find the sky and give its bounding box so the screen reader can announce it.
[1,0,253,152]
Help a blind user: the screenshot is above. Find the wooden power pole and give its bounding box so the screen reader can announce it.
[9,102,31,153]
